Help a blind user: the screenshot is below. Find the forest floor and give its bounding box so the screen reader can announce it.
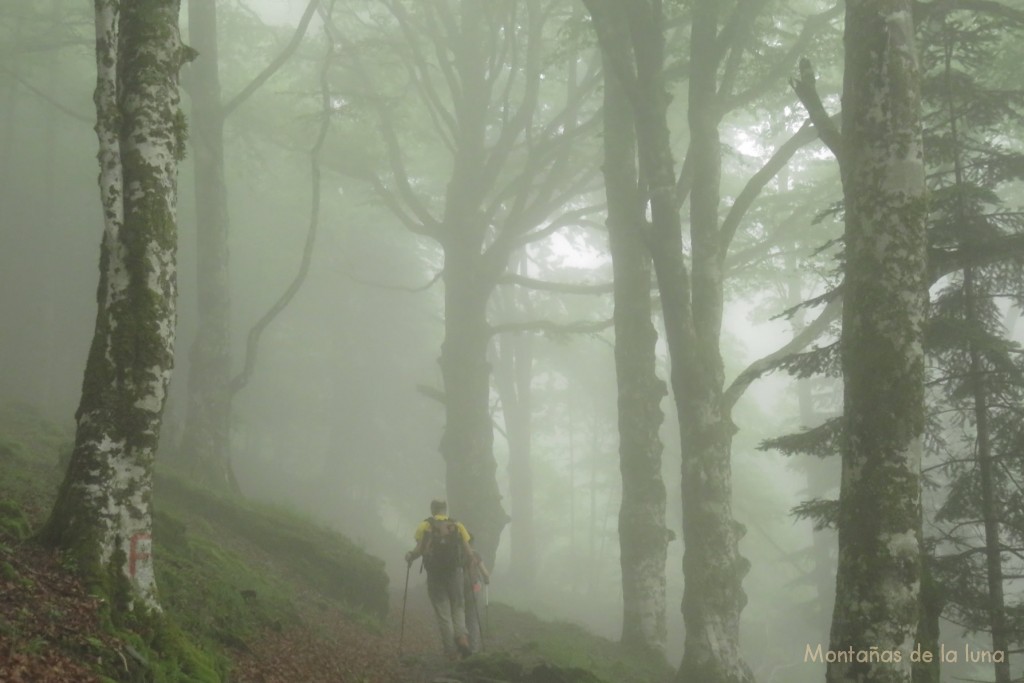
[0,518,457,682]
[1,530,644,682]
[0,403,672,683]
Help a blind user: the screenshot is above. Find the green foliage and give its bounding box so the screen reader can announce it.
[0,499,31,540]
[758,416,841,458]
[789,498,839,531]
[917,4,1024,651]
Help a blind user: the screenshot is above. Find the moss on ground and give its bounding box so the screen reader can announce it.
[463,602,674,683]
[153,472,389,620]
[0,401,390,682]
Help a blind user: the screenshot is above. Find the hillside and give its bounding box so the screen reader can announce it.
[0,402,673,683]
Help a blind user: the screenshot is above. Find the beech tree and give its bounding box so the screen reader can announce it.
[591,12,670,656]
[324,0,602,568]
[827,1,927,682]
[40,0,186,611]
[585,0,844,676]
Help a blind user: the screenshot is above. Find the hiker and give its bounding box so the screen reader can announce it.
[464,537,490,654]
[405,499,474,660]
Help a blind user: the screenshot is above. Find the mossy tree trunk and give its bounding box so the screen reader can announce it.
[322,0,601,571]
[827,1,926,681]
[585,1,753,677]
[595,17,670,657]
[41,0,185,612]
[439,231,508,570]
[671,4,752,679]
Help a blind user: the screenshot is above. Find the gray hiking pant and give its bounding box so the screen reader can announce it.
[465,583,482,653]
[427,567,467,657]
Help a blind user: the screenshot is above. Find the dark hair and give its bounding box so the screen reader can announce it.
[430,499,447,515]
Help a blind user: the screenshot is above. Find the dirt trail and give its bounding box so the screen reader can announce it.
[0,534,461,683]
[229,575,491,683]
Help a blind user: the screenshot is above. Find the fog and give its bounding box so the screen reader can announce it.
[3,2,1024,682]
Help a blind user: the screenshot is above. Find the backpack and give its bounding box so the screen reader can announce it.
[422,517,463,575]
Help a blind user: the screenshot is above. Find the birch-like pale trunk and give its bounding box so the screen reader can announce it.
[827,1,926,681]
[41,0,184,612]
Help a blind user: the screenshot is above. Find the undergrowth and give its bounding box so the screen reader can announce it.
[0,401,389,681]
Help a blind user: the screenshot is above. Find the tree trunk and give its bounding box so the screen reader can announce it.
[494,327,536,591]
[439,238,508,571]
[599,37,670,656]
[966,268,1010,683]
[41,0,184,613]
[671,4,752,680]
[180,0,236,492]
[432,0,511,572]
[585,1,752,677]
[827,2,926,681]
[912,560,942,683]
[944,27,1010,676]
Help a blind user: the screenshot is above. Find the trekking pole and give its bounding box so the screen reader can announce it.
[484,583,490,638]
[398,561,411,657]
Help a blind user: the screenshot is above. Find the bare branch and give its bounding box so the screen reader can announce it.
[723,297,841,412]
[489,318,613,337]
[914,0,1024,25]
[725,3,843,111]
[498,273,614,295]
[0,66,91,124]
[719,116,838,254]
[381,0,458,149]
[417,383,446,406]
[324,13,442,235]
[348,268,443,293]
[790,57,842,161]
[717,0,772,101]
[222,0,320,117]
[230,18,332,396]
[481,0,545,188]
[675,144,694,211]
[509,203,605,250]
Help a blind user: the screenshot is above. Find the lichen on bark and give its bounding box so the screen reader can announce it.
[40,0,185,614]
[828,2,927,682]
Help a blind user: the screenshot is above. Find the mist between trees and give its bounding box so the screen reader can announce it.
[3,1,1024,682]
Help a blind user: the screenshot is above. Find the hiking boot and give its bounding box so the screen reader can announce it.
[456,635,472,658]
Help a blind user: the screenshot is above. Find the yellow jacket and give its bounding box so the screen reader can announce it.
[414,514,471,543]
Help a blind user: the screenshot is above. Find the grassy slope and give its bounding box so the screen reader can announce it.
[0,402,391,681]
[0,402,673,683]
